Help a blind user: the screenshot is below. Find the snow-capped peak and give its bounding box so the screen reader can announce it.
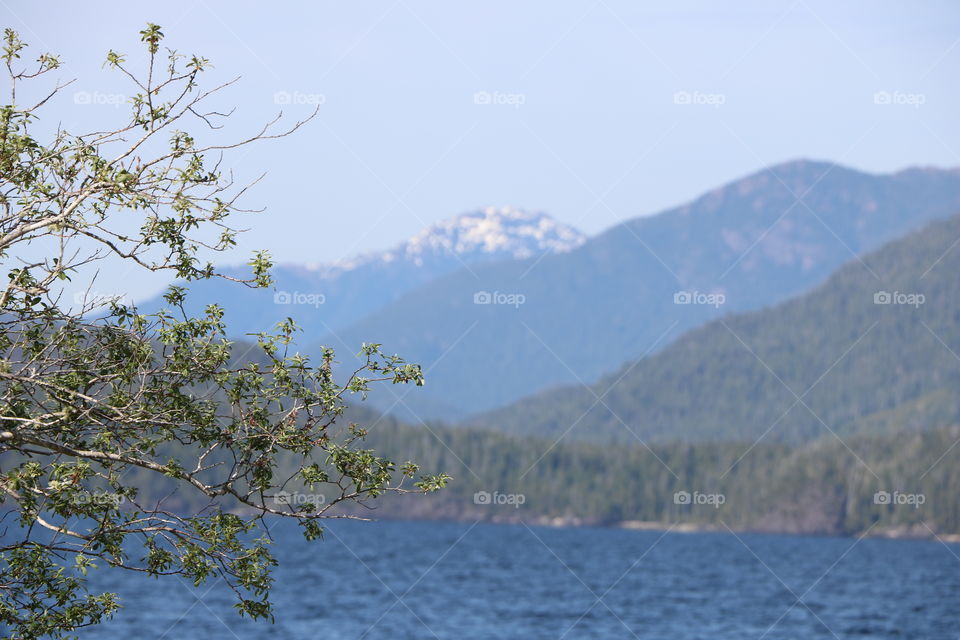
[400,206,585,262]
[310,207,586,274]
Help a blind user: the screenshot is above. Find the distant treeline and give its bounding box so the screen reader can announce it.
[356,418,960,536]
[114,412,960,537]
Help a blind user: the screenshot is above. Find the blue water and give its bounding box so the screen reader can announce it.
[75,520,958,639]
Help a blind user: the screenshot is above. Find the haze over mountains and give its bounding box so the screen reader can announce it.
[132,160,960,537]
[142,159,960,422]
[137,206,585,339]
[325,160,960,419]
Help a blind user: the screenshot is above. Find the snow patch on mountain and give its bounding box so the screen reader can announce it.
[306,207,585,275]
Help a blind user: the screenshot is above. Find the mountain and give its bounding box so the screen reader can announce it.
[321,160,960,420]
[134,207,585,338]
[474,213,960,444]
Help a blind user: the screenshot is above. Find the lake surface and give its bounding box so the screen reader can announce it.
[76,519,959,639]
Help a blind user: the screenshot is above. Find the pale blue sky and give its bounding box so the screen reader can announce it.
[3,1,959,300]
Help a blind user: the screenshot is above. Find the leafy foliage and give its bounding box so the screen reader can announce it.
[0,27,445,639]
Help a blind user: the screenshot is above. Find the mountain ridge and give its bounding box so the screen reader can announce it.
[472,212,960,444]
[320,159,960,419]
[134,206,585,338]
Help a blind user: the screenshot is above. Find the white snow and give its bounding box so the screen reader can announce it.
[307,207,585,276]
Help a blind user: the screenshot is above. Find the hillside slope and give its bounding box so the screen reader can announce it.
[475,213,960,444]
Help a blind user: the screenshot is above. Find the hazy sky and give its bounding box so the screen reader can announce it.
[3,1,959,299]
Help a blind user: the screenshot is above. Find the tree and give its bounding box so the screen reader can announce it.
[0,24,447,638]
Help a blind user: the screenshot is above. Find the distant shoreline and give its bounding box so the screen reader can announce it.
[347,512,960,543]
[615,519,960,543]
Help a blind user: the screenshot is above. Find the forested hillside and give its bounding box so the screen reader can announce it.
[361,419,960,536]
[128,408,960,537]
[475,213,960,444]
